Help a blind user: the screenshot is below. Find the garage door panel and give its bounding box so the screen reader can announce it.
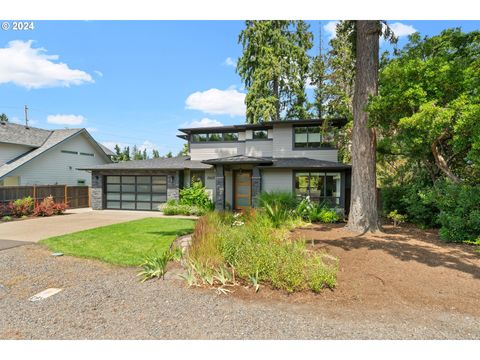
[105,175,167,211]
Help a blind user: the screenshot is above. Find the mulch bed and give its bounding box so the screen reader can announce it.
[232,223,480,316]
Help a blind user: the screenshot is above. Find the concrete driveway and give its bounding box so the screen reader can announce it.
[0,208,193,249]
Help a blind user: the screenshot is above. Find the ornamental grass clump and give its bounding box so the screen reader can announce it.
[184,210,338,293]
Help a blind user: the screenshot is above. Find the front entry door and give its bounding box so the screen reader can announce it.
[234,171,252,211]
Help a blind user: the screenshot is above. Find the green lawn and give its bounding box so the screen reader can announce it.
[41,218,196,266]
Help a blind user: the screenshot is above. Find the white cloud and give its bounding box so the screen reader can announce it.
[0,40,93,89]
[182,118,223,128]
[388,22,417,38]
[223,57,236,67]
[94,70,103,77]
[324,21,339,40]
[185,87,246,116]
[47,114,85,126]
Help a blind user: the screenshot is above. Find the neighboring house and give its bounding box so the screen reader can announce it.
[83,119,351,213]
[0,121,114,186]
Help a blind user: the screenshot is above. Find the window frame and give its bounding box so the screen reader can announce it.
[294,171,342,207]
[190,132,240,143]
[293,125,335,150]
[252,129,269,140]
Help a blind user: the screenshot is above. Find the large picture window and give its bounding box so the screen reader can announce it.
[294,172,341,206]
[294,126,334,148]
[252,129,268,140]
[191,132,239,142]
[105,175,167,211]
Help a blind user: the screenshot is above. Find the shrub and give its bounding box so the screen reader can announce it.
[387,210,407,227]
[434,181,480,242]
[179,182,213,210]
[185,211,338,293]
[2,215,12,222]
[257,191,301,227]
[8,196,34,217]
[159,200,208,216]
[295,197,340,223]
[33,196,68,217]
[401,184,438,228]
[382,180,480,242]
[258,191,298,210]
[380,185,409,216]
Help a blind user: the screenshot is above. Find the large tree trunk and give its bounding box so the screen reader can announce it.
[346,21,381,233]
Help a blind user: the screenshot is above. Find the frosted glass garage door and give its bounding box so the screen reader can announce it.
[105,175,167,210]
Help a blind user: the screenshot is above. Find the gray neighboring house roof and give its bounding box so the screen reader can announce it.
[0,122,51,147]
[98,143,115,156]
[80,156,212,171]
[0,122,114,179]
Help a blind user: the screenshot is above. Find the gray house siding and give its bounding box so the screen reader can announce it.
[261,169,293,192]
[272,123,338,161]
[190,142,246,161]
[245,140,273,157]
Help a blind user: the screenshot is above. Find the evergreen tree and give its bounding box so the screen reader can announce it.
[165,151,173,158]
[142,148,148,160]
[123,146,131,161]
[237,20,313,123]
[152,149,160,158]
[0,113,8,123]
[178,143,189,157]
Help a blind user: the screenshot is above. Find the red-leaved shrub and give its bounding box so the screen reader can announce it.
[7,196,34,217]
[33,196,68,217]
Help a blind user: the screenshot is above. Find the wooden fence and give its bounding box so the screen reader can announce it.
[0,185,90,209]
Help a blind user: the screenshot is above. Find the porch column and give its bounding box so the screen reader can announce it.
[215,165,225,210]
[252,167,262,207]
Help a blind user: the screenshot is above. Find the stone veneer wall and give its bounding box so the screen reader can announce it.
[167,171,180,201]
[91,171,104,210]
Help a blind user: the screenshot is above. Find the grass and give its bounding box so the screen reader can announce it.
[41,218,195,266]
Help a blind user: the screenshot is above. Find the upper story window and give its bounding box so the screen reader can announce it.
[191,132,239,143]
[252,129,268,140]
[223,132,239,141]
[294,126,334,149]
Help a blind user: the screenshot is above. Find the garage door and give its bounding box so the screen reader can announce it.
[105,175,167,211]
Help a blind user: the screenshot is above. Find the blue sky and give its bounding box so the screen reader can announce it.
[1,20,479,155]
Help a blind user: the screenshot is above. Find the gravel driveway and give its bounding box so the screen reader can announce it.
[1,244,478,340]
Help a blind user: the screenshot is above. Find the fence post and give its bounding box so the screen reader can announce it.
[64,185,67,205]
[88,186,91,208]
[33,185,36,207]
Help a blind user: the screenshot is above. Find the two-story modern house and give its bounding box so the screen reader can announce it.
[84,119,351,213]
